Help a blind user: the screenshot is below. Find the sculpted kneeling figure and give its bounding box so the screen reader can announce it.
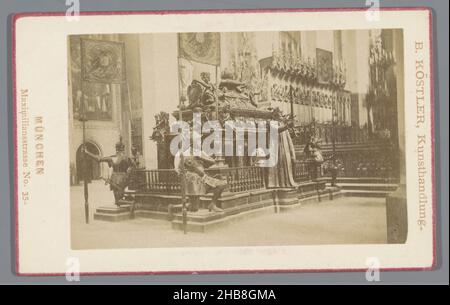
[174,147,227,213]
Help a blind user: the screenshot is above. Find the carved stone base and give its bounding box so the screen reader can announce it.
[171,185,342,232]
[94,204,132,222]
[93,180,344,232]
[171,200,274,233]
[278,185,342,212]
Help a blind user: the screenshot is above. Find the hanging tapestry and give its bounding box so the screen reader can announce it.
[70,36,113,121]
[178,33,221,66]
[81,38,126,83]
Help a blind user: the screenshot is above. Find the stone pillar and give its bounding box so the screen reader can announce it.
[386,29,407,243]
[139,33,180,170]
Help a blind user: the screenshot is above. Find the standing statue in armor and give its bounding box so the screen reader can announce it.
[84,136,133,206]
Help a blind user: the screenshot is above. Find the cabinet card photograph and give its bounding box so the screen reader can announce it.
[13,8,436,275]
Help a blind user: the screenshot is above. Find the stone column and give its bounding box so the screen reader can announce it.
[139,33,179,170]
[386,29,407,244]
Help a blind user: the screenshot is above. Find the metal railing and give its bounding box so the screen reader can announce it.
[130,166,265,194]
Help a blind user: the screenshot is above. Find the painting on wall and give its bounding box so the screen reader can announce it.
[70,36,114,121]
[316,48,333,84]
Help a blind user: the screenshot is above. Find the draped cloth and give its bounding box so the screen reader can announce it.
[266,130,298,188]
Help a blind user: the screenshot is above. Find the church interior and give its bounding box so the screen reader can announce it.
[69,29,407,244]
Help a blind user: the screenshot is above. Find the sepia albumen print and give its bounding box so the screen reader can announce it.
[68,29,407,249]
[14,9,434,274]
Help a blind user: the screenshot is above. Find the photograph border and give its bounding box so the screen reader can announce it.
[12,7,436,277]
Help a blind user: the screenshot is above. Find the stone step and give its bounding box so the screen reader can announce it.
[135,210,169,221]
[171,205,274,233]
[279,188,343,211]
[172,199,273,223]
[341,189,391,198]
[337,183,398,192]
[96,205,131,214]
[94,211,131,222]
[330,177,399,184]
[118,199,134,206]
